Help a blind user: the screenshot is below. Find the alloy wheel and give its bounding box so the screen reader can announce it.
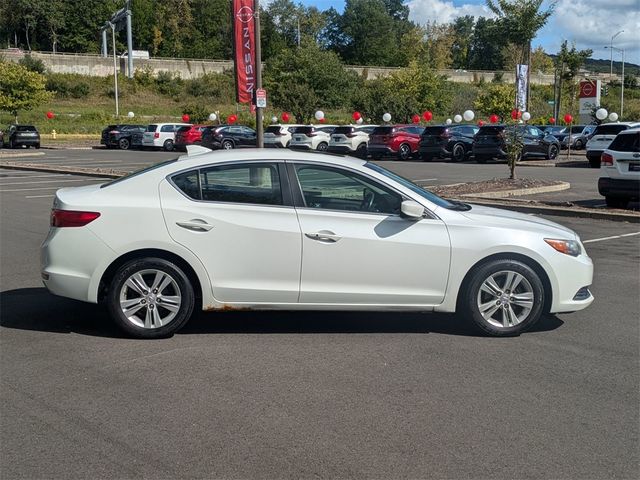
[399,144,411,160]
[476,270,534,329]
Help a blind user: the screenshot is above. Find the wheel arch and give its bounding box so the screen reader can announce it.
[455,252,553,314]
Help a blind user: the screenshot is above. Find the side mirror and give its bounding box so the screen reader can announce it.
[400,200,424,220]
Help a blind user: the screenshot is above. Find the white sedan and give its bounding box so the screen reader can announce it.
[41,148,594,338]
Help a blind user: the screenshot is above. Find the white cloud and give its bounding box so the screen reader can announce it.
[407,0,495,25]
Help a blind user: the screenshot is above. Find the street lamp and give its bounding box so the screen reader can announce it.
[610,30,623,79]
[605,46,625,118]
[106,21,119,117]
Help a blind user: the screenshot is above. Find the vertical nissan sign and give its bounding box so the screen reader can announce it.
[232,0,255,104]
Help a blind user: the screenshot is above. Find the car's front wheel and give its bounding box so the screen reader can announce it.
[462,259,545,336]
[107,258,195,339]
[222,140,234,150]
[119,138,130,150]
[316,141,328,151]
[398,143,411,160]
[452,143,466,162]
[547,144,559,160]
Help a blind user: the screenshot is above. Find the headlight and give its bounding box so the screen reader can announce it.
[544,238,581,256]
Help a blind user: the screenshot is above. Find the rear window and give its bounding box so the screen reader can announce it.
[16,125,37,131]
[421,126,447,136]
[608,132,640,152]
[477,126,505,135]
[265,126,282,134]
[177,126,191,133]
[146,124,158,132]
[371,126,395,135]
[294,126,314,134]
[593,125,629,136]
[333,126,355,135]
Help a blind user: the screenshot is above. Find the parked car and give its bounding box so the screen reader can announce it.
[264,124,303,148]
[101,124,146,150]
[200,125,257,150]
[41,149,593,339]
[289,125,336,151]
[0,124,40,149]
[548,125,586,149]
[174,125,209,151]
[472,125,560,163]
[367,125,423,160]
[586,122,640,168]
[327,125,377,157]
[142,123,191,151]
[598,128,640,208]
[419,124,479,162]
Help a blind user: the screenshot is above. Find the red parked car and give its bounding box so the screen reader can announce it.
[367,125,424,160]
[174,125,209,151]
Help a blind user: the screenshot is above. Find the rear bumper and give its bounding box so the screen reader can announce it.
[598,177,640,199]
[265,140,287,148]
[419,145,449,157]
[289,143,313,150]
[328,145,357,154]
[11,137,40,146]
[473,146,505,158]
[586,151,602,161]
[367,146,395,157]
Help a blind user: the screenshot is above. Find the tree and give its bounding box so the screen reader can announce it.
[553,40,592,115]
[468,18,505,70]
[531,46,553,73]
[0,62,52,122]
[474,84,516,119]
[451,16,475,69]
[424,22,455,70]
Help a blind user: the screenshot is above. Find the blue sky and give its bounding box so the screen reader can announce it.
[297,0,639,64]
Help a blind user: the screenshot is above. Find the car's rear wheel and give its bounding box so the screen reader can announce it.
[452,143,466,162]
[107,258,195,339]
[605,196,628,209]
[356,143,368,158]
[398,143,411,160]
[547,144,559,160]
[35,143,40,149]
[163,139,174,151]
[119,138,130,150]
[222,140,234,150]
[316,141,328,151]
[462,259,544,336]
[574,139,583,150]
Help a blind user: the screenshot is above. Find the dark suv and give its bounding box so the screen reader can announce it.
[100,124,146,150]
[419,125,479,162]
[472,125,560,163]
[201,125,257,150]
[367,125,423,160]
[1,124,40,149]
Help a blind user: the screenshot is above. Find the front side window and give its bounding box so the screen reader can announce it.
[199,163,282,205]
[294,165,402,215]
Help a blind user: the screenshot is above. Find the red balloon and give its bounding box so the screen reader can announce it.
[281,112,290,123]
[46,111,54,119]
[411,114,420,124]
[478,120,485,127]
[352,111,362,121]
[563,114,573,124]
[182,114,190,122]
[511,109,521,120]
[489,114,499,124]
[549,117,556,124]
[319,117,326,123]
[422,110,433,122]
[228,114,237,124]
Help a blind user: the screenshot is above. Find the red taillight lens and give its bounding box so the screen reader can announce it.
[109,130,119,134]
[601,152,614,166]
[154,132,160,138]
[50,209,101,227]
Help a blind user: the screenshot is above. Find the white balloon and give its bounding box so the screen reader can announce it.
[453,114,462,123]
[314,110,324,121]
[463,110,474,121]
[522,111,531,121]
[271,116,278,123]
[608,112,619,122]
[382,113,392,122]
[356,117,363,124]
[595,108,608,120]
[127,111,134,118]
[208,113,217,121]
[445,118,452,125]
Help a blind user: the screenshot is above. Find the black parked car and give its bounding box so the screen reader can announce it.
[201,125,257,150]
[100,124,146,150]
[472,125,560,163]
[419,124,479,162]
[0,124,40,149]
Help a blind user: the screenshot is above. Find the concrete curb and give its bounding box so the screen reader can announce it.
[0,161,124,179]
[41,146,96,150]
[0,151,45,159]
[461,181,570,199]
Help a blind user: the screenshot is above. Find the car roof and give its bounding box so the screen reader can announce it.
[616,127,640,135]
[598,122,640,126]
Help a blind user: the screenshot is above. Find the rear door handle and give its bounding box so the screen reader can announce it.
[305,231,341,243]
[176,219,213,232]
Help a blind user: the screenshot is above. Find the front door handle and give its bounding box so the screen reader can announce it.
[305,230,341,243]
[176,219,213,232]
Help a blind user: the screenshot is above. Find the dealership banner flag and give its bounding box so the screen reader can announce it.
[232,0,256,104]
[516,64,529,111]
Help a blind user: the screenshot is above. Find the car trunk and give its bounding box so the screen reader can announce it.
[420,126,448,146]
[369,126,395,144]
[475,126,505,145]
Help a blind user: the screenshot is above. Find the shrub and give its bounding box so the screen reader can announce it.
[46,73,91,99]
[155,71,183,99]
[184,72,235,103]
[19,55,47,74]
[181,103,209,123]
[133,65,155,87]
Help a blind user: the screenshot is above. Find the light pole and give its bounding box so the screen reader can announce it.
[605,46,625,118]
[108,22,119,117]
[609,30,623,79]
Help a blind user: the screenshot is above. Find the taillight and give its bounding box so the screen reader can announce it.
[440,130,451,139]
[154,132,160,138]
[601,152,614,166]
[306,131,317,137]
[50,209,101,227]
[109,130,119,135]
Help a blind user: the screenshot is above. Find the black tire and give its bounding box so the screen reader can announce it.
[316,141,328,151]
[119,137,130,150]
[476,155,489,164]
[588,157,600,168]
[574,139,583,150]
[107,258,195,339]
[9,139,14,149]
[163,139,174,151]
[462,259,545,336]
[398,143,411,160]
[35,143,40,149]
[547,144,559,160]
[285,141,291,148]
[356,143,368,158]
[452,143,466,162]
[222,139,234,150]
[605,196,628,209]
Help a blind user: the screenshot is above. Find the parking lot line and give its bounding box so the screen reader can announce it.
[0,184,102,192]
[0,178,106,186]
[583,232,640,243]
[0,173,74,180]
[25,194,55,198]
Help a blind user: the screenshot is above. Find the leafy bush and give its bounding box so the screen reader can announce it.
[133,65,155,87]
[155,71,183,99]
[184,72,235,103]
[181,103,209,123]
[19,55,47,74]
[46,73,91,99]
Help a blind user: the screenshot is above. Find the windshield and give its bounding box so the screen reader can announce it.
[364,162,457,209]
[101,159,178,188]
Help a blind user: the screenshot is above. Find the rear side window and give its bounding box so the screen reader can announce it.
[200,163,282,205]
[265,126,282,134]
[478,126,505,136]
[294,126,313,135]
[371,126,395,135]
[172,170,201,199]
[333,126,355,135]
[593,125,628,136]
[608,132,640,152]
[146,124,157,132]
[422,126,446,136]
[161,125,175,132]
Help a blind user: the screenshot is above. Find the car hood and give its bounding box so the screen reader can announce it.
[459,204,577,239]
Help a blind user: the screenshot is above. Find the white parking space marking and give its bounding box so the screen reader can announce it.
[414,178,438,182]
[0,183,103,192]
[25,194,55,198]
[0,173,74,180]
[0,178,105,186]
[583,232,640,244]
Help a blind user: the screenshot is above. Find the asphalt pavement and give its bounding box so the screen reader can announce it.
[1,157,639,479]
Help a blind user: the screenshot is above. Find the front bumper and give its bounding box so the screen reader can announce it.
[598,177,640,199]
[550,251,594,313]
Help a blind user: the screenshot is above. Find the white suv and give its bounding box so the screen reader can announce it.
[586,122,640,168]
[264,124,303,148]
[598,128,640,209]
[142,123,191,151]
[289,125,337,151]
[328,125,378,158]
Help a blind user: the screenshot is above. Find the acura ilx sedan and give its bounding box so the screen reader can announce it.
[41,148,594,338]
